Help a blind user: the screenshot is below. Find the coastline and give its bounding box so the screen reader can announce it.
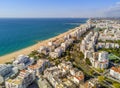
[0,27,76,64]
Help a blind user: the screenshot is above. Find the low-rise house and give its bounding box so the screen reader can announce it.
[44,62,84,87]
[5,70,35,88]
[110,67,120,80]
[58,61,73,73]
[13,55,34,70]
[44,66,61,88]
[72,72,84,84]
[69,68,84,84]
[61,79,74,88]
[84,78,99,88]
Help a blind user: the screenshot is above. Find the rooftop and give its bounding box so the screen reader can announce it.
[7,78,22,85]
[111,67,120,73]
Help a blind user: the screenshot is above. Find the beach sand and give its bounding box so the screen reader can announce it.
[0,28,76,64]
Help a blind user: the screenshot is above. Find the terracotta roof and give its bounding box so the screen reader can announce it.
[28,64,41,70]
[20,70,26,73]
[111,67,120,73]
[74,75,84,81]
[28,65,36,70]
[28,59,48,70]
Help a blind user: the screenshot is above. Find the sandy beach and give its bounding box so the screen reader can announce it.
[0,28,76,64]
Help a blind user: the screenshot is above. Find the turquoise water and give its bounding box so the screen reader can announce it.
[0,18,87,56]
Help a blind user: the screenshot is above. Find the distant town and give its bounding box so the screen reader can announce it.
[0,18,120,88]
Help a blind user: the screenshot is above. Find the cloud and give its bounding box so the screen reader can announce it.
[104,2,120,17]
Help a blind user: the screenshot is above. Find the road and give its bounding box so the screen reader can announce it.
[89,66,114,88]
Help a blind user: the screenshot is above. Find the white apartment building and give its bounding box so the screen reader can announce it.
[28,59,50,76]
[13,55,34,70]
[38,46,49,55]
[49,47,63,58]
[5,70,35,88]
[0,64,14,84]
[91,51,109,69]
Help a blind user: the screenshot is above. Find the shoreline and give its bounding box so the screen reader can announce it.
[0,27,76,64]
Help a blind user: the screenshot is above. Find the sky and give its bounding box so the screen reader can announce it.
[0,0,120,18]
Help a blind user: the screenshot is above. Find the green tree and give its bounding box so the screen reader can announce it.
[5,61,13,64]
[98,76,105,83]
[79,52,84,59]
[89,69,94,75]
[28,50,39,57]
[85,58,91,65]
[113,83,120,88]
[75,57,80,64]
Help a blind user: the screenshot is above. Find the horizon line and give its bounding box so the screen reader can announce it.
[0,17,89,19]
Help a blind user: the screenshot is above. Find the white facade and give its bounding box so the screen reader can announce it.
[28,59,50,76]
[49,47,63,58]
[84,50,93,59]
[0,64,13,84]
[48,41,53,46]
[44,62,84,87]
[49,52,60,58]
[91,52,109,69]
[0,64,12,77]
[97,43,119,49]
[38,46,47,53]
[13,55,34,70]
[98,51,108,62]
[5,70,35,88]
[110,67,120,80]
